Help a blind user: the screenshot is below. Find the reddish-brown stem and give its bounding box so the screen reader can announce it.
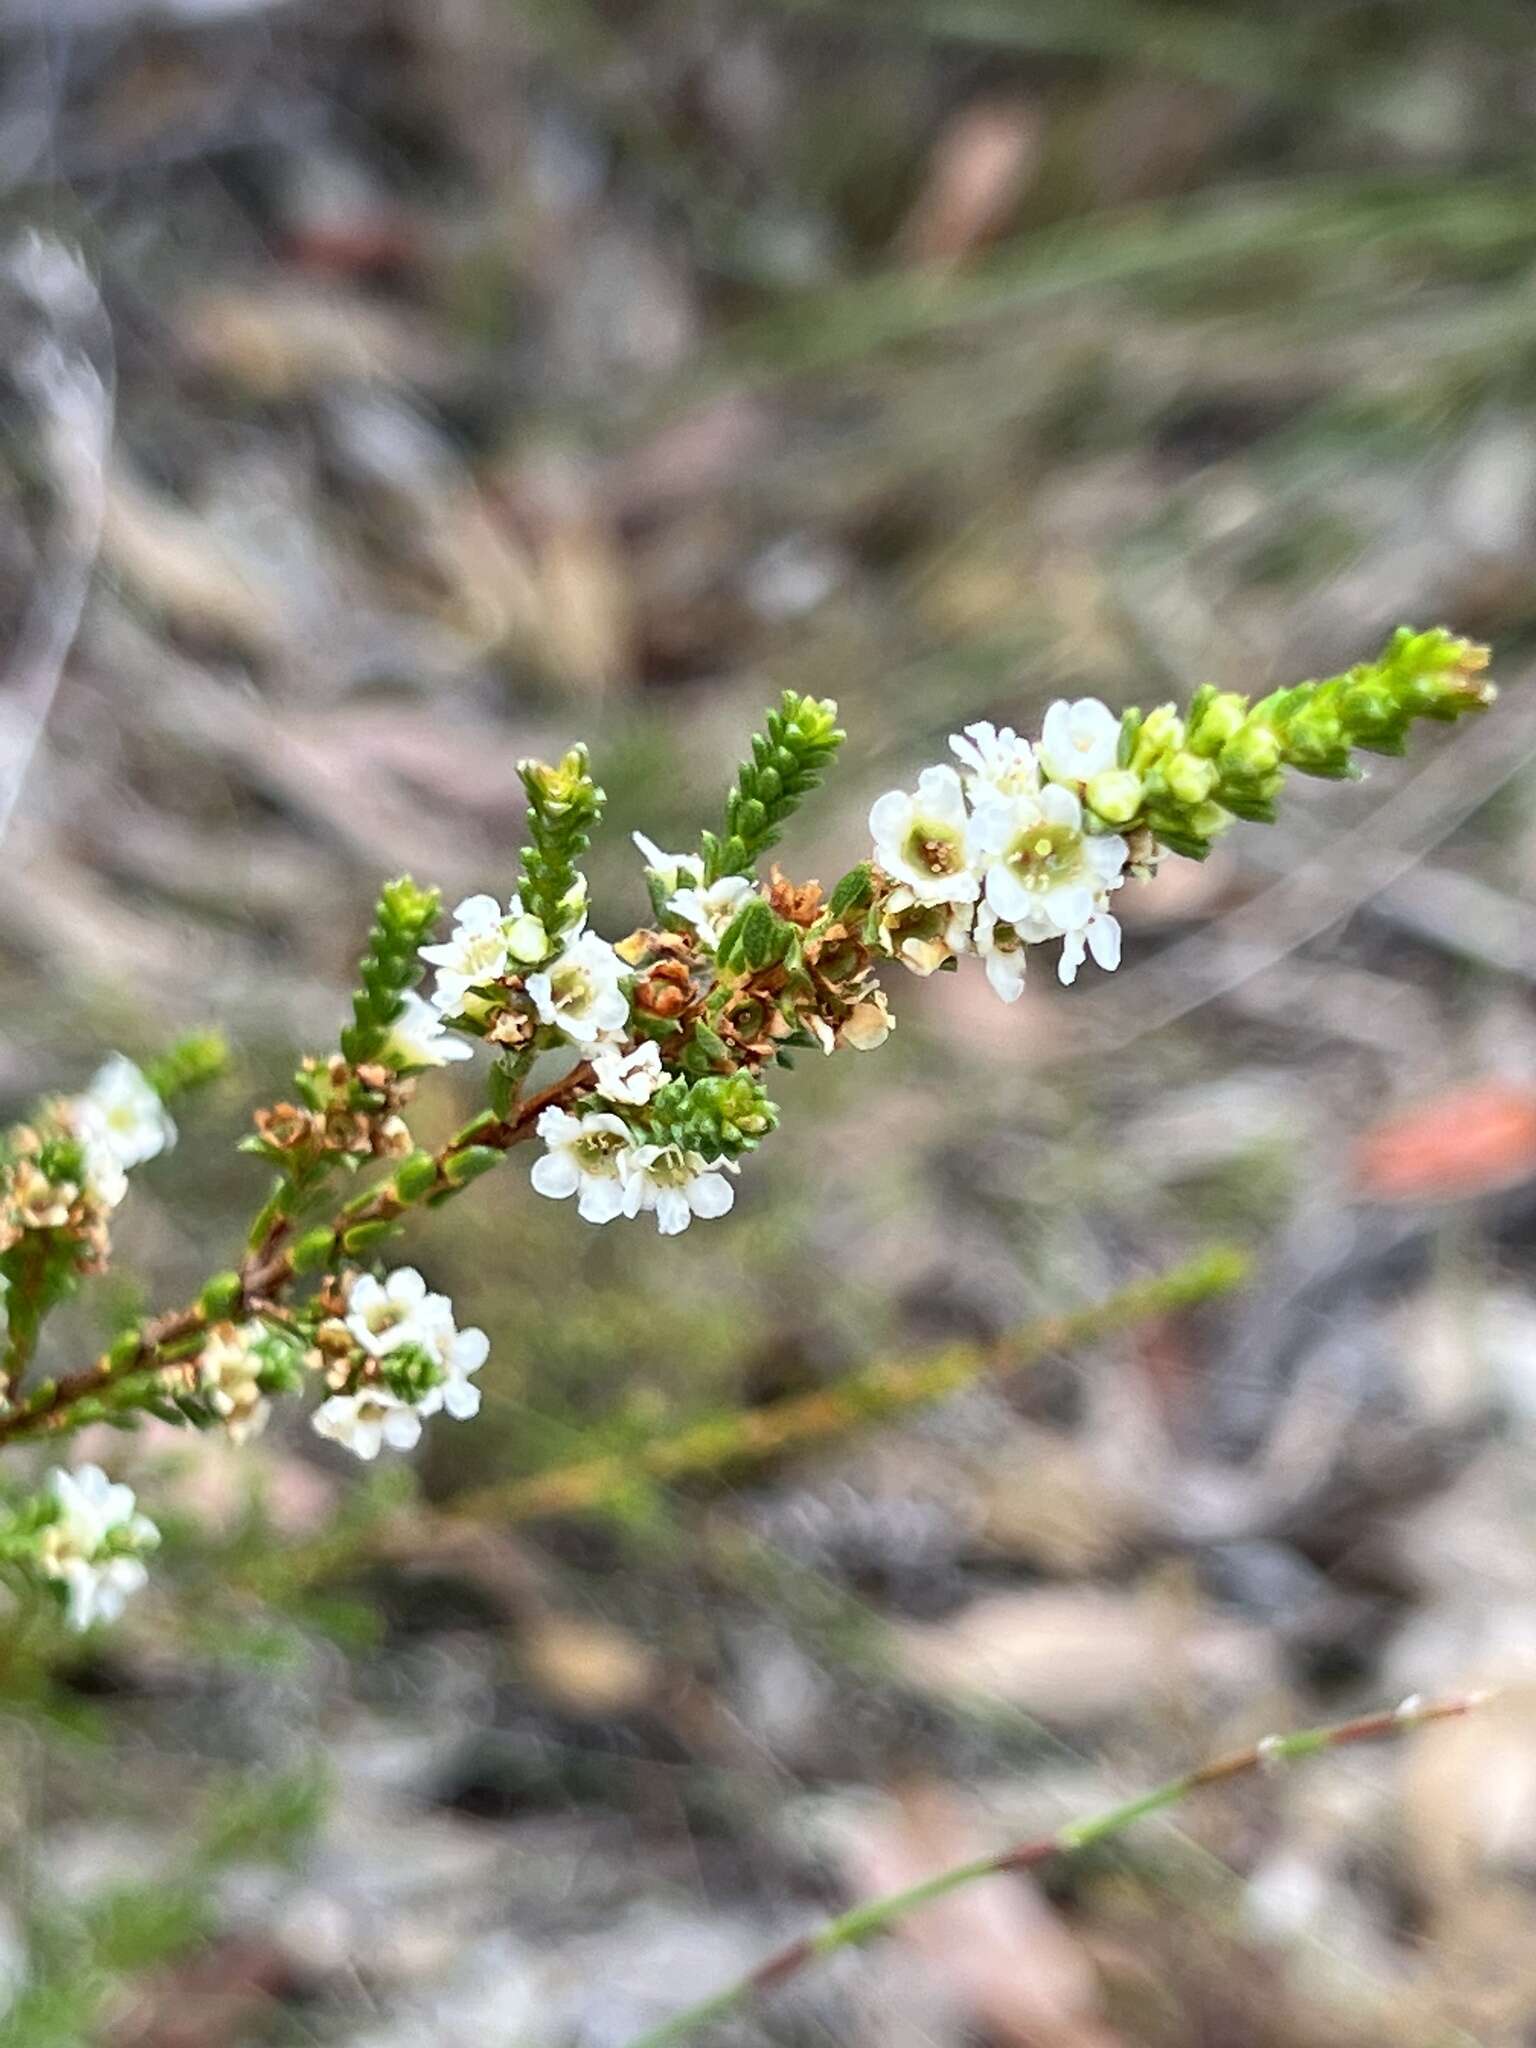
[0,1063,592,1445]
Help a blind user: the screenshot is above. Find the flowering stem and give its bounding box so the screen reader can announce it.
[620,1693,1485,2048]
[0,1063,594,1447]
[443,1245,1247,1526]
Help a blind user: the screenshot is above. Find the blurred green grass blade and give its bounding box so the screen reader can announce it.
[762,0,1536,97]
[648,174,1536,411]
[762,0,1290,90]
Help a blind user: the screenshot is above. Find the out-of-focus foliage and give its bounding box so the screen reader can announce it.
[1,0,1536,2043]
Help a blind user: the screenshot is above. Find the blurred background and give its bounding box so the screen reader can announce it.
[3,0,1536,2042]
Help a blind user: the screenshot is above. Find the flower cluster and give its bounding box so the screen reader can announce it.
[178,1318,308,1444]
[0,1464,161,1631]
[0,1056,175,1250]
[310,1268,489,1460]
[0,1058,177,1387]
[871,699,1130,1000]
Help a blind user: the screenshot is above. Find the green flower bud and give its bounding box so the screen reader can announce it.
[1186,690,1247,757]
[1130,704,1186,775]
[1161,752,1218,807]
[1084,769,1144,824]
[505,912,550,964]
[1218,723,1283,784]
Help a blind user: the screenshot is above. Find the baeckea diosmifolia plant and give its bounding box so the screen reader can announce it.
[0,622,1500,1636]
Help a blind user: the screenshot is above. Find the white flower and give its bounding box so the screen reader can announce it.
[420,894,513,1015]
[413,1312,490,1423]
[592,1039,665,1107]
[39,1465,159,1631]
[972,784,1127,937]
[526,930,629,1046]
[79,1055,176,1170]
[973,904,1028,1004]
[382,990,474,1069]
[346,1267,440,1358]
[668,874,756,950]
[530,1106,634,1223]
[72,1108,128,1211]
[621,1144,737,1236]
[633,832,705,895]
[198,1322,271,1443]
[950,721,1038,801]
[1038,697,1121,787]
[869,765,982,909]
[311,1389,422,1460]
[1058,911,1122,987]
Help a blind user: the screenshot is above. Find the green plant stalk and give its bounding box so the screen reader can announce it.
[619,1692,1484,2048]
[246,1247,1246,1602]
[446,1246,1246,1526]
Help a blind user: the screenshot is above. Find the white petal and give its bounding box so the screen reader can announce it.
[442,1380,482,1420]
[382,1408,423,1451]
[1086,914,1122,971]
[577,1176,627,1223]
[531,1152,580,1200]
[985,950,1026,1003]
[452,1328,490,1374]
[983,864,1033,924]
[387,1268,427,1307]
[451,894,504,929]
[1042,882,1094,932]
[348,1276,385,1318]
[1037,783,1083,829]
[869,790,911,843]
[687,1173,735,1221]
[654,1188,692,1235]
[914,764,967,827]
[1086,832,1129,881]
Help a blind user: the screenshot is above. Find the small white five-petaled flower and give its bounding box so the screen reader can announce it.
[971,783,1127,941]
[1037,697,1122,788]
[38,1465,159,1631]
[530,1106,634,1223]
[383,990,475,1069]
[633,832,705,894]
[949,721,1038,802]
[78,1055,177,1170]
[420,894,513,1014]
[869,765,983,910]
[312,1389,424,1460]
[621,1143,737,1236]
[668,873,756,950]
[346,1267,442,1358]
[526,930,630,1045]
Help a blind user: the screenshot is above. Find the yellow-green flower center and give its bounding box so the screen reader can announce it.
[1005,823,1079,891]
[576,1128,626,1172]
[905,823,963,877]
